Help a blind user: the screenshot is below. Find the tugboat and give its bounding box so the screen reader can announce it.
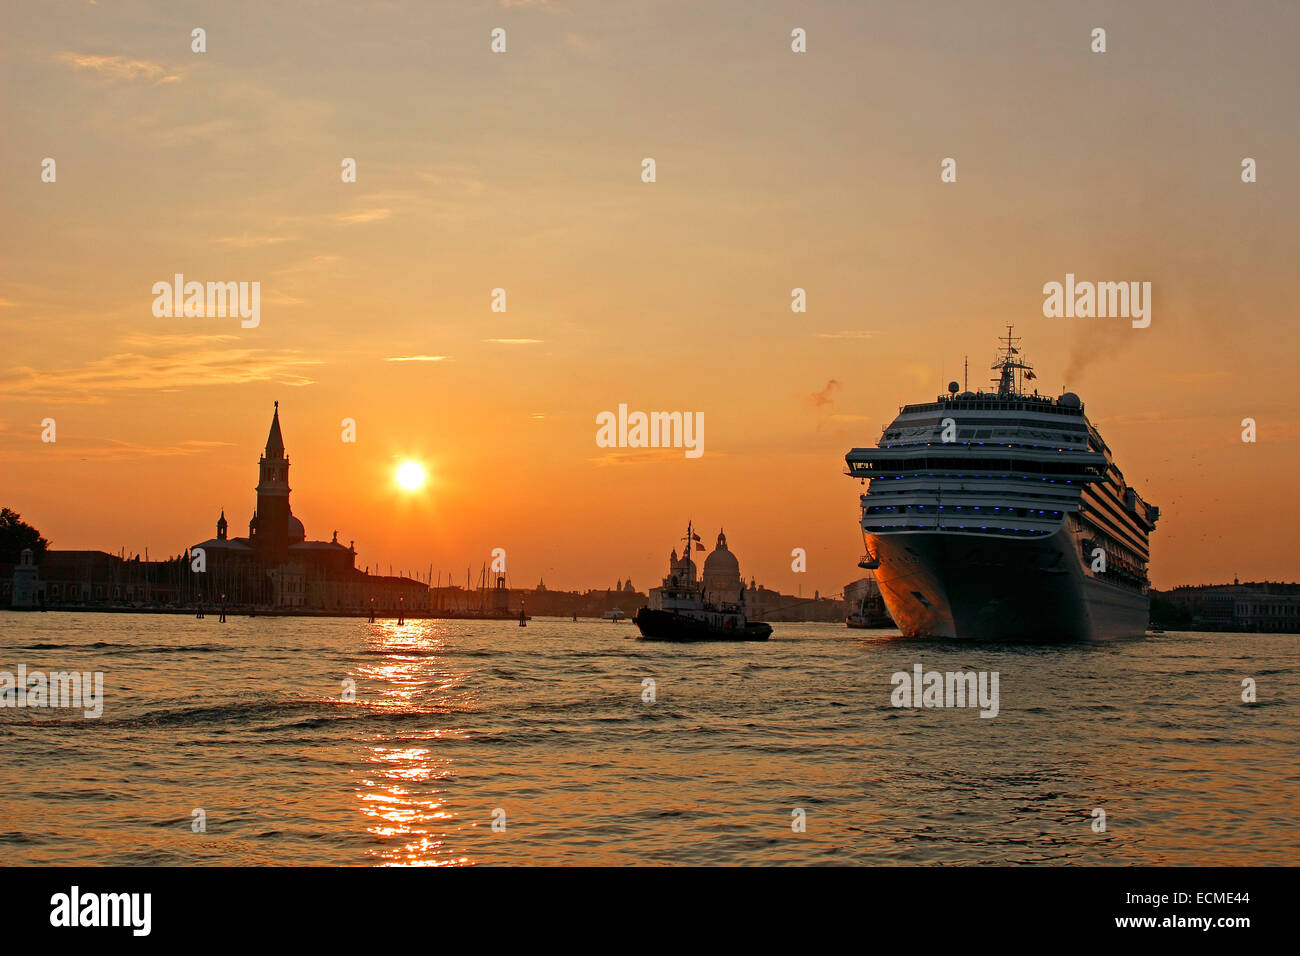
[633,520,772,641]
[845,575,893,629]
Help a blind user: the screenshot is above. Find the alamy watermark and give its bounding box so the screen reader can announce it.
[152,274,260,328]
[0,665,103,718]
[595,404,704,458]
[1042,273,1150,328]
[890,663,999,718]
[50,886,150,936]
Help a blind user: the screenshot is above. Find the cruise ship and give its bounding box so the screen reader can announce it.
[844,328,1159,641]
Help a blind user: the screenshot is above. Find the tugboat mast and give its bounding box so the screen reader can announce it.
[681,519,696,589]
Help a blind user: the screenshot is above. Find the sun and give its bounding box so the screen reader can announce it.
[395,460,426,491]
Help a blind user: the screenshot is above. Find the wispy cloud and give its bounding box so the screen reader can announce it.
[54,52,181,84]
[413,163,487,197]
[0,339,321,403]
[102,79,335,156]
[331,207,391,225]
[590,448,706,467]
[215,234,296,248]
[386,355,448,362]
[117,332,239,350]
[486,338,543,344]
[272,255,341,276]
[330,208,390,225]
[1,437,235,464]
[260,292,305,306]
[815,331,875,340]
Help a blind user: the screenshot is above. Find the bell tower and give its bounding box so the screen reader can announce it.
[251,401,291,561]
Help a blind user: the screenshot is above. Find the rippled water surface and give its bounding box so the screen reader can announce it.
[1,612,1296,865]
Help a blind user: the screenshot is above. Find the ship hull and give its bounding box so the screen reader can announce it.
[868,526,1148,642]
[633,607,772,642]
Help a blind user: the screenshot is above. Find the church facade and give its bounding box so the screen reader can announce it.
[189,404,428,610]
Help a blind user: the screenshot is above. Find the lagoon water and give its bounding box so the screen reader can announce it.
[1,612,1296,866]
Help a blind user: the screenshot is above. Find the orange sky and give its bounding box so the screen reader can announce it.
[2,1,1297,594]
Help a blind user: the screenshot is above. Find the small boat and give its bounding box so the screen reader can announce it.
[602,608,626,622]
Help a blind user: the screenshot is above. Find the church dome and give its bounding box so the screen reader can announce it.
[701,530,742,605]
[287,514,306,543]
[703,531,739,576]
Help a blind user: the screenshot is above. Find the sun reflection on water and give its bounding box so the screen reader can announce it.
[351,620,474,866]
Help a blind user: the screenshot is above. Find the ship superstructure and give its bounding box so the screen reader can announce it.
[843,328,1158,641]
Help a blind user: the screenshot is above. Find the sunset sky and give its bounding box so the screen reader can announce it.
[2,1,1297,594]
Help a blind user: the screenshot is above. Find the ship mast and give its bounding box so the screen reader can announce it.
[681,519,699,589]
[990,324,1034,396]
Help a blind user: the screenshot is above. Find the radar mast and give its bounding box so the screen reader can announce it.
[990,325,1035,396]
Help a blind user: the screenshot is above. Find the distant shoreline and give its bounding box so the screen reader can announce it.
[0,605,537,621]
[0,606,1293,635]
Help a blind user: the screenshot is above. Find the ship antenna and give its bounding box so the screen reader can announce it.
[1006,324,1015,394]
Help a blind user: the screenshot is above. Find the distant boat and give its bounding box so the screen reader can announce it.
[846,581,892,629]
[602,608,626,622]
[633,519,772,642]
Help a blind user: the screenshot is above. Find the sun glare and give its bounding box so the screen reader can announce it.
[396,461,426,491]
